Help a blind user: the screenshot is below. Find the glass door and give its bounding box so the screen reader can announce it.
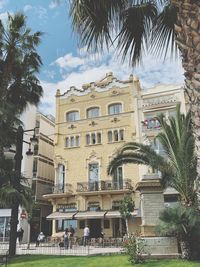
[113,166,123,189]
[88,163,99,191]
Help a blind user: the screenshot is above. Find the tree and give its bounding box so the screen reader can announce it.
[157,204,200,259]
[69,0,200,179]
[0,12,43,113]
[108,104,197,206]
[119,195,135,237]
[0,12,43,256]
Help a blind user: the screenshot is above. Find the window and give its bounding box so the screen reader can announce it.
[79,220,85,229]
[119,129,124,141]
[108,103,122,115]
[113,166,123,189]
[88,202,100,211]
[107,129,124,143]
[85,132,102,145]
[66,111,79,122]
[112,200,121,210]
[88,163,99,191]
[65,135,80,148]
[91,133,96,144]
[57,164,65,190]
[108,131,112,143]
[104,220,110,229]
[86,134,90,145]
[87,107,100,118]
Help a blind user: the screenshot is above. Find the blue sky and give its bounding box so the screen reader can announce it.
[0,0,184,115]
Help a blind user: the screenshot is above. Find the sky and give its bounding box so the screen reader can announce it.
[0,0,185,116]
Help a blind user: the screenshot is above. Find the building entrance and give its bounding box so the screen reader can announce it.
[88,219,101,238]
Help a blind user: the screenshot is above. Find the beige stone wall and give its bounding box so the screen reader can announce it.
[49,73,187,237]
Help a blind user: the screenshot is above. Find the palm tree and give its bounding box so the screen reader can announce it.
[119,195,135,237]
[0,12,43,113]
[107,104,197,206]
[157,204,200,259]
[69,0,200,179]
[0,157,33,254]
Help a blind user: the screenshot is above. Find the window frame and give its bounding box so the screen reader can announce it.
[86,106,100,119]
[108,103,122,115]
[66,110,80,122]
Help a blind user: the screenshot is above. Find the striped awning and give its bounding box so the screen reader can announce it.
[74,211,106,219]
[46,211,77,220]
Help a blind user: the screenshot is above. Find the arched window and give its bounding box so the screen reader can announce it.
[86,134,90,145]
[97,132,101,144]
[108,103,122,115]
[87,107,100,118]
[70,136,75,147]
[108,131,112,143]
[76,136,80,147]
[114,130,118,141]
[119,129,124,141]
[65,137,69,147]
[66,111,79,122]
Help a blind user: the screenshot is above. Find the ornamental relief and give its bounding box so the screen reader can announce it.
[143,95,178,107]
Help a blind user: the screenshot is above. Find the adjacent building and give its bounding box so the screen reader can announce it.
[45,73,187,238]
[0,107,55,243]
[30,113,55,241]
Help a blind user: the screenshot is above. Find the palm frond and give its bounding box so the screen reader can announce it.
[117,1,157,66]
[150,3,178,58]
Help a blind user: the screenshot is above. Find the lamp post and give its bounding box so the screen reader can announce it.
[9,126,37,257]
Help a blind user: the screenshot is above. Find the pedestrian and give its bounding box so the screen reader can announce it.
[83,225,90,246]
[17,228,24,244]
[36,232,45,247]
[63,228,69,249]
[99,228,104,247]
[68,225,75,249]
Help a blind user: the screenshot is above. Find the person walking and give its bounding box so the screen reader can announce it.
[83,225,90,246]
[36,232,45,247]
[63,228,69,249]
[68,225,75,249]
[17,228,24,244]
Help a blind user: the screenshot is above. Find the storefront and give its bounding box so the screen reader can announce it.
[0,209,11,242]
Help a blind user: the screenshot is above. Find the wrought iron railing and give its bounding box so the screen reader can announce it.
[77,179,132,192]
[52,183,73,194]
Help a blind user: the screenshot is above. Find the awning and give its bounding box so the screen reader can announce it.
[74,211,106,219]
[46,211,77,220]
[105,209,140,218]
[105,210,122,218]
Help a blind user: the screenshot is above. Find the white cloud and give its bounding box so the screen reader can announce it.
[39,51,184,116]
[54,53,84,69]
[49,0,61,9]
[23,5,33,12]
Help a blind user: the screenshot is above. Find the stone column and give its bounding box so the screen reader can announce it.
[136,179,164,236]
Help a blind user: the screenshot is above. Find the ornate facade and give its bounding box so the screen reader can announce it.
[44,73,186,238]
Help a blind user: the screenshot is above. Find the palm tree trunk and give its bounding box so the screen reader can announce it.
[180,240,191,259]
[9,203,19,257]
[172,1,200,184]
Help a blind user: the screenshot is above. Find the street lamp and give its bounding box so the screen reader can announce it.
[9,125,38,257]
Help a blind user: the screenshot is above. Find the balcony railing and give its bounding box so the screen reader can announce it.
[77,179,133,192]
[141,118,161,132]
[52,183,73,194]
[142,173,160,180]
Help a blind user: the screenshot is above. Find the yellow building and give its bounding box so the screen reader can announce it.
[45,73,186,238]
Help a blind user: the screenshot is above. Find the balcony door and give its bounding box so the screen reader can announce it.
[88,163,99,191]
[113,166,123,189]
[57,164,65,193]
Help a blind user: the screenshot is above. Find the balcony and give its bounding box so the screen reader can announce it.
[43,183,73,199]
[77,179,133,195]
[141,118,161,135]
[142,173,160,180]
